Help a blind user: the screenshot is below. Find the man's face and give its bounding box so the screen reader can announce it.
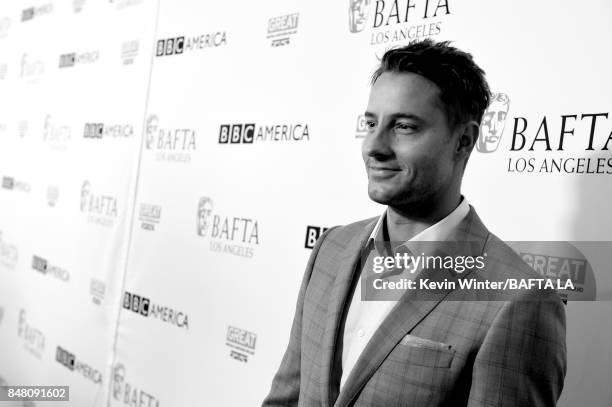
[362,72,460,207]
[477,93,509,153]
[349,0,370,33]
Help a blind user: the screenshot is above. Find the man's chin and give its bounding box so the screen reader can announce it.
[367,186,400,206]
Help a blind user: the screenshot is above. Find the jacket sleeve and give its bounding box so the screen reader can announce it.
[262,227,336,406]
[467,294,567,407]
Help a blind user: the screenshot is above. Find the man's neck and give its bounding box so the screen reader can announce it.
[385,195,462,242]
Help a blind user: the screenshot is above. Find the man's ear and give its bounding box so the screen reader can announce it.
[456,120,480,156]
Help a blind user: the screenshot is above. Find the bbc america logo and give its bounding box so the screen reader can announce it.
[21,3,53,22]
[59,51,99,68]
[123,291,189,330]
[32,255,70,282]
[56,346,102,384]
[305,225,330,249]
[2,176,31,192]
[156,32,227,56]
[220,124,256,143]
[219,123,310,144]
[83,122,133,139]
[156,37,185,56]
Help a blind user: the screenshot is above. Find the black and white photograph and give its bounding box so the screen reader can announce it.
[0,0,611,406]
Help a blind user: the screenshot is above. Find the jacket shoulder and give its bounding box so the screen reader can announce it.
[324,216,378,244]
[483,233,541,279]
[482,232,564,302]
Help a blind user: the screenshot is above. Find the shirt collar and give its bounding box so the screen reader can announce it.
[367,196,470,253]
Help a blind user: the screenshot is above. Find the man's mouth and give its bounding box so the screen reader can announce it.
[368,165,402,178]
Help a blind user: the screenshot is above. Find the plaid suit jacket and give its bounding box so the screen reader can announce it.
[262,206,566,407]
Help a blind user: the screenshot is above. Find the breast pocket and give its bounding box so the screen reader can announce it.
[388,335,456,368]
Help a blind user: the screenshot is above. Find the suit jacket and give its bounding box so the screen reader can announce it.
[262,206,567,407]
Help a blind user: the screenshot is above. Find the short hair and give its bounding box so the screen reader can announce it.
[371,39,491,128]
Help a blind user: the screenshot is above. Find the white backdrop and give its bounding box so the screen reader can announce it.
[0,0,611,406]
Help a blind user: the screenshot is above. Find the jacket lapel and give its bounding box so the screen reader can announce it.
[319,218,378,407]
[333,206,490,407]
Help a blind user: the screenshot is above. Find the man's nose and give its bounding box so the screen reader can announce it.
[363,126,393,157]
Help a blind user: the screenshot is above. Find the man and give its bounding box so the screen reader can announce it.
[263,40,566,407]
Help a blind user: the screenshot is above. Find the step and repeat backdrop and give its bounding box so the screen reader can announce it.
[0,0,611,406]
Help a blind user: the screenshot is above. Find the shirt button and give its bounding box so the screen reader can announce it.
[357,329,365,338]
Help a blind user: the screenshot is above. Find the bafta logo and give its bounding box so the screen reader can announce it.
[349,0,371,33]
[80,181,90,211]
[477,92,510,153]
[197,197,214,236]
[145,115,158,149]
[47,186,59,207]
[112,363,125,400]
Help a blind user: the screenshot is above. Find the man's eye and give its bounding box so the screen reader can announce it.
[366,121,377,129]
[395,123,417,132]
